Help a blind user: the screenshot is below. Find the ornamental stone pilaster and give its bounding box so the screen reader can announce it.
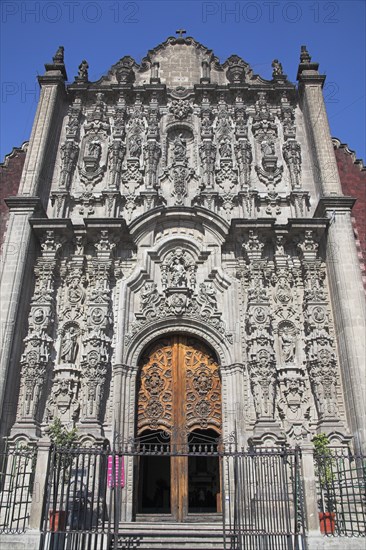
[12,230,62,437]
[79,230,116,434]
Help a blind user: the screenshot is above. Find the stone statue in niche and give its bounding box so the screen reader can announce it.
[173,134,187,162]
[171,257,188,287]
[161,247,196,291]
[60,326,79,363]
[129,135,142,158]
[219,137,232,159]
[261,140,275,156]
[88,140,101,159]
[279,324,296,363]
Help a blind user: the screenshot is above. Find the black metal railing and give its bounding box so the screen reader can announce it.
[314,448,366,537]
[0,442,37,533]
[39,437,306,550]
[225,446,306,550]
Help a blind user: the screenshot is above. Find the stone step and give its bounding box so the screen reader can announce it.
[112,522,230,549]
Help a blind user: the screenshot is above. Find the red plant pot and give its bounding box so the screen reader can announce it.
[319,512,336,534]
[49,510,67,532]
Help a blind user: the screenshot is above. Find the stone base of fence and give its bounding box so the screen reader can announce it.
[307,532,366,550]
[0,530,41,550]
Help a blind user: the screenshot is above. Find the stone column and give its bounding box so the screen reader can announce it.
[298,48,366,453]
[301,444,321,537]
[0,55,67,429]
[29,440,51,529]
[115,364,137,522]
[316,199,366,453]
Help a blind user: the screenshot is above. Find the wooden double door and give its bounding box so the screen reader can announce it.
[136,336,222,521]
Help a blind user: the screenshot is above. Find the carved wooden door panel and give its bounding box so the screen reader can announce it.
[137,336,222,521]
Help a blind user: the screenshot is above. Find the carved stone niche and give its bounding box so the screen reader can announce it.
[159,125,197,206]
[78,135,107,188]
[161,247,197,292]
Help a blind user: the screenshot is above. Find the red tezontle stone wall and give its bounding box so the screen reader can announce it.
[333,139,366,290]
[0,143,28,248]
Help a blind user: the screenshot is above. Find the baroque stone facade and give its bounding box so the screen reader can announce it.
[0,35,365,543]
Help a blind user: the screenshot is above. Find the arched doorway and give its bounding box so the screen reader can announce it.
[135,335,222,521]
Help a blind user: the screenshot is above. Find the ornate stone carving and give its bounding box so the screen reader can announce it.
[277,366,311,442]
[161,247,196,290]
[80,231,116,425]
[272,59,283,76]
[115,56,135,84]
[255,141,283,188]
[127,278,231,344]
[76,60,89,82]
[251,92,277,141]
[108,140,125,189]
[169,99,192,120]
[225,55,247,83]
[60,140,79,189]
[144,139,161,187]
[199,140,216,189]
[235,139,252,188]
[65,97,82,139]
[127,102,145,159]
[16,232,61,423]
[122,158,144,191]
[298,230,343,428]
[60,324,80,363]
[160,132,197,205]
[280,93,296,140]
[283,140,302,189]
[278,321,297,363]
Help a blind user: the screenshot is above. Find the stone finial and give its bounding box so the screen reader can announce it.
[300,45,311,64]
[53,46,64,64]
[43,46,67,80]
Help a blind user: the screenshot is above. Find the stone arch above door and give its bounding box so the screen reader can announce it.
[124,319,233,366]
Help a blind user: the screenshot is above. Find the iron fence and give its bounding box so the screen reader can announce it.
[39,436,306,550]
[225,446,306,550]
[0,441,37,533]
[314,448,366,537]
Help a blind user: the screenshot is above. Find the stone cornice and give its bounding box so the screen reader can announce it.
[4,196,46,215]
[228,217,328,242]
[314,196,356,217]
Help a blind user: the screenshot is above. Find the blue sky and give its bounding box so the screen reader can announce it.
[1,0,365,161]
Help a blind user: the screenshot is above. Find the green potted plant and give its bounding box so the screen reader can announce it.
[48,419,78,532]
[313,433,336,534]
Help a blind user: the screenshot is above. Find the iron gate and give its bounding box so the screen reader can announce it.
[40,437,305,550]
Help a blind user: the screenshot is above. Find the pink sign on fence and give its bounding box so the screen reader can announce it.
[107,455,125,488]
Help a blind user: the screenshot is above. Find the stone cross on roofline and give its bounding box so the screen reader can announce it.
[176,29,186,38]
